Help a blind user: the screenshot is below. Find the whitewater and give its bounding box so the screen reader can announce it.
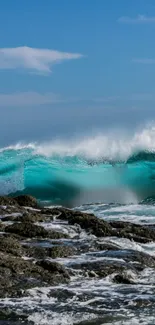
[1,125,155,325]
[1,125,155,205]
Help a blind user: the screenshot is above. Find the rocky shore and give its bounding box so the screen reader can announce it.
[0,195,155,323]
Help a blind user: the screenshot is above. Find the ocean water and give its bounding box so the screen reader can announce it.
[1,125,155,206]
[1,125,155,324]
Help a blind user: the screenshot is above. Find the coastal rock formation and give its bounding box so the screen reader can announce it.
[0,195,155,302]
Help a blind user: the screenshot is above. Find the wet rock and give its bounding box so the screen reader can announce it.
[48,230,69,239]
[22,211,54,223]
[5,221,69,241]
[0,308,28,323]
[36,260,70,279]
[24,243,75,259]
[0,236,24,256]
[113,273,135,284]
[49,288,75,301]
[3,211,53,224]
[132,298,155,307]
[0,251,40,275]
[0,221,6,232]
[110,221,155,243]
[0,196,18,206]
[52,207,155,243]
[123,250,155,268]
[74,240,120,255]
[47,245,76,258]
[21,213,47,223]
[3,212,37,223]
[0,252,70,298]
[69,259,132,278]
[87,249,155,269]
[41,207,56,216]
[109,221,129,229]
[78,319,114,325]
[1,213,23,222]
[13,195,39,208]
[55,208,113,237]
[5,222,49,238]
[0,205,22,217]
[23,245,47,259]
[94,241,120,251]
[2,232,24,241]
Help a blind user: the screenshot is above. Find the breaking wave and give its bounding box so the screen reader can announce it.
[1,125,155,206]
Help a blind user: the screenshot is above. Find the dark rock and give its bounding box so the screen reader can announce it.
[0,252,70,298]
[109,221,128,229]
[110,221,155,243]
[3,211,53,223]
[132,298,155,307]
[87,249,155,269]
[5,222,69,241]
[54,208,113,237]
[52,207,155,244]
[0,308,28,323]
[41,208,56,216]
[0,251,41,275]
[3,232,24,241]
[21,213,46,223]
[113,274,135,284]
[123,250,155,268]
[36,260,70,278]
[23,245,47,259]
[69,259,132,278]
[48,230,69,239]
[0,205,21,217]
[13,195,39,208]
[0,221,6,232]
[5,222,48,238]
[47,245,76,258]
[1,213,23,222]
[0,236,23,256]
[24,243,74,260]
[77,319,113,325]
[74,240,120,255]
[0,196,18,206]
[95,241,120,251]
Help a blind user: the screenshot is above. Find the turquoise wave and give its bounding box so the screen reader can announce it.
[1,141,155,206]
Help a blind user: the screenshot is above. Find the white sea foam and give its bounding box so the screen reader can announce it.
[1,274,154,325]
[101,236,155,257]
[33,124,155,160]
[78,203,155,224]
[1,123,155,160]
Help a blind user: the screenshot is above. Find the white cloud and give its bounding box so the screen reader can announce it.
[132,58,155,64]
[0,92,63,107]
[0,46,83,74]
[1,92,154,108]
[0,93,119,107]
[118,14,155,24]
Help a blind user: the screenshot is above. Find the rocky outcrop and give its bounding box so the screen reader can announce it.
[0,252,70,298]
[0,195,155,301]
[13,195,39,208]
[5,221,67,239]
[5,222,49,238]
[55,208,113,237]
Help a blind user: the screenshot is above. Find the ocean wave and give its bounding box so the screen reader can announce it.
[1,125,155,205]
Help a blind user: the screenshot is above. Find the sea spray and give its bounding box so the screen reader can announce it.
[1,125,155,205]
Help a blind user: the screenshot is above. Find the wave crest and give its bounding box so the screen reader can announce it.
[1,124,155,205]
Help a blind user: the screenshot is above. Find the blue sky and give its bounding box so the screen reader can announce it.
[1,0,155,145]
